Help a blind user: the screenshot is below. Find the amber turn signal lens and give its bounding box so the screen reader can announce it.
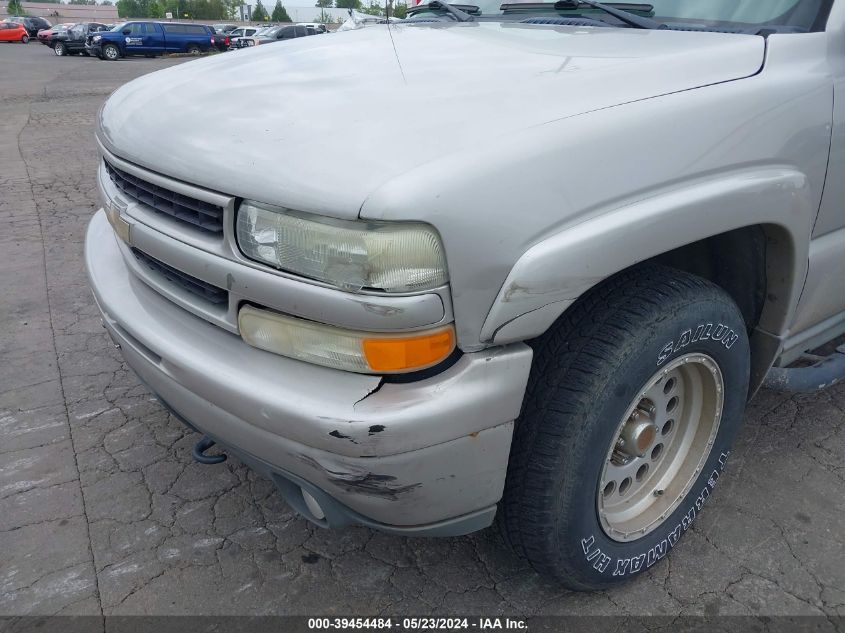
[104,204,131,244]
[363,327,456,373]
[239,304,456,374]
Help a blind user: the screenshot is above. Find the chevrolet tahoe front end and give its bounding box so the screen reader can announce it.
[86,0,845,589]
[87,140,533,535]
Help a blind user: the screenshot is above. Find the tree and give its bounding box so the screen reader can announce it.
[6,0,25,14]
[116,0,141,16]
[147,0,164,17]
[359,0,382,15]
[270,0,290,21]
[314,7,334,21]
[392,1,406,17]
[335,0,359,8]
[314,0,331,7]
[224,0,243,18]
[251,0,268,20]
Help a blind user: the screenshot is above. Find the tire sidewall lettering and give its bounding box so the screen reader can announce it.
[583,450,731,578]
[657,322,739,366]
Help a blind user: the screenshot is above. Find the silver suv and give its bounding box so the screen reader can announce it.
[86,0,843,589]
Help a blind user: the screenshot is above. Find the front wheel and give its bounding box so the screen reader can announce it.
[22,35,29,44]
[499,265,749,590]
[102,43,119,60]
[53,41,65,55]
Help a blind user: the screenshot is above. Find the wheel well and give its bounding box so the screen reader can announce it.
[646,224,798,395]
[649,226,768,333]
[519,224,795,397]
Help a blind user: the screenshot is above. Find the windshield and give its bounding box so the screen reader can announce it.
[254,27,273,36]
[110,22,128,32]
[443,0,832,31]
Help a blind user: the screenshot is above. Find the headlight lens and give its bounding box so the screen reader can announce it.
[93,35,102,42]
[238,305,456,374]
[236,201,448,293]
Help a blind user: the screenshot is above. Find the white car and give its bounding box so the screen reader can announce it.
[230,26,273,48]
[228,26,260,39]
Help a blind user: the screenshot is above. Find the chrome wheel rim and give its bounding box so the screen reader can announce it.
[54,43,63,55]
[598,353,724,542]
[105,46,117,59]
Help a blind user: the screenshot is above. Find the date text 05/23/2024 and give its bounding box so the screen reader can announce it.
[307,618,528,630]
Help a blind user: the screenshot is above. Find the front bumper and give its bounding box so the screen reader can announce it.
[85,43,103,56]
[84,210,533,535]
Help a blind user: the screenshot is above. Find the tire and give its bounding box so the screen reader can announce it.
[54,41,65,56]
[82,50,90,56]
[186,44,201,55]
[499,264,750,590]
[102,43,119,60]
[22,35,29,44]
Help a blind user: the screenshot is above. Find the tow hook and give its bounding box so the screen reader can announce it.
[192,436,227,465]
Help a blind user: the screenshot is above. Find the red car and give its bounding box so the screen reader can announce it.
[36,23,73,45]
[0,21,29,43]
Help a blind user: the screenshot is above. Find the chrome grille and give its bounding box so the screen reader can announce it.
[104,160,225,233]
[133,249,228,305]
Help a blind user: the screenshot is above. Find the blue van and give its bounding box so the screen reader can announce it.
[86,22,216,60]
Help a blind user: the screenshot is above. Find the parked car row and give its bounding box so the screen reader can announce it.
[7,18,328,58]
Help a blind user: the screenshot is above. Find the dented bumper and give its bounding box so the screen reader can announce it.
[84,210,533,534]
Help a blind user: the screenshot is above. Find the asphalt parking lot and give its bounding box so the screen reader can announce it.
[1,40,845,624]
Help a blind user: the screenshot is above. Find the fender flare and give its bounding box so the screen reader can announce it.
[480,167,812,346]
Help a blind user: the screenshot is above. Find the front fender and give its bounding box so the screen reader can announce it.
[481,167,811,344]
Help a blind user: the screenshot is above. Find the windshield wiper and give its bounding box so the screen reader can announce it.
[501,0,664,29]
[408,0,478,21]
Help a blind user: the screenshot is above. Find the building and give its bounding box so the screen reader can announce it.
[239,4,350,23]
[1,1,119,23]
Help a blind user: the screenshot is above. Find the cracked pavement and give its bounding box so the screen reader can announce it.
[1,42,844,623]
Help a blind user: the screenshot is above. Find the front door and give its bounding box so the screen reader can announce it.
[789,24,845,349]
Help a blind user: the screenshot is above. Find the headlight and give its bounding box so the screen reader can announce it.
[238,305,456,374]
[93,35,102,42]
[236,201,448,293]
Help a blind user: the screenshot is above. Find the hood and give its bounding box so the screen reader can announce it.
[99,23,765,219]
